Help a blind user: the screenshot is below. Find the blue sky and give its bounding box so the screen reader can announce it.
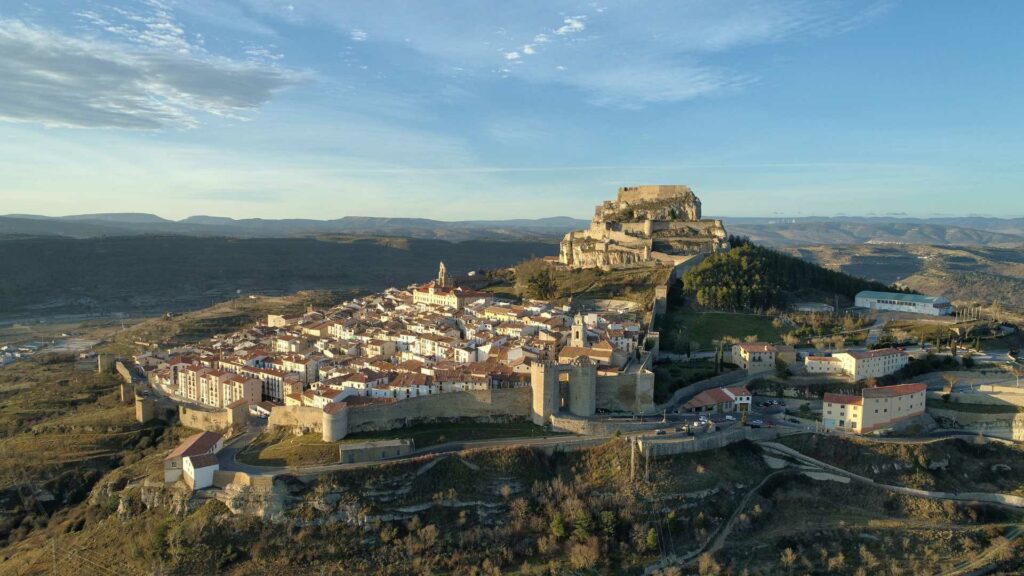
[1,0,1022,220]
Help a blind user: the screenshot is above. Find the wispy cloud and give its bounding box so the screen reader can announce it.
[240,1,887,108]
[554,15,586,36]
[0,3,303,129]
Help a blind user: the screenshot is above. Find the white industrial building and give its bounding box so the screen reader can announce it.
[854,291,953,316]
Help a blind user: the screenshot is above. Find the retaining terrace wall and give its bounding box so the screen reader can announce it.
[268,405,324,433]
[179,405,231,432]
[346,388,531,433]
[638,427,783,458]
[927,407,1024,441]
[659,370,750,412]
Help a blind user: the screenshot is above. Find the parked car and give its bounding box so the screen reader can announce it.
[725,415,736,421]
[655,429,667,436]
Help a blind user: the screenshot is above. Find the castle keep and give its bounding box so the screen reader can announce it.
[560,185,728,269]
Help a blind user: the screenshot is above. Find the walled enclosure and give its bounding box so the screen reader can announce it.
[269,388,533,439]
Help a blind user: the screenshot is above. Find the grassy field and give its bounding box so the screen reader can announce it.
[343,420,558,449]
[0,354,185,548]
[928,398,1024,414]
[238,421,561,467]
[652,359,732,403]
[781,433,1024,497]
[237,430,339,467]
[660,309,782,352]
[509,261,671,307]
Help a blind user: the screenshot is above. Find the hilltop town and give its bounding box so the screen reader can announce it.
[2,186,1024,576]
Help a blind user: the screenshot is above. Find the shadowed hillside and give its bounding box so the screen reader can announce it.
[0,235,557,321]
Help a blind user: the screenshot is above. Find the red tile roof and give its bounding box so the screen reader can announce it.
[823,393,863,406]
[846,348,906,360]
[862,383,926,398]
[165,431,223,461]
[187,453,220,469]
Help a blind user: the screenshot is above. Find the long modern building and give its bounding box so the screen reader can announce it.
[854,291,953,316]
[805,348,909,381]
[822,383,927,433]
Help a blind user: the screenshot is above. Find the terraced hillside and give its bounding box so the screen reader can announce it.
[783,244,1024,315]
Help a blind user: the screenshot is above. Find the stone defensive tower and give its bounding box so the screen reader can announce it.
[530,360,560,426]
[322,402,349,441]
[135,394,155,424]
[568,356,597,417]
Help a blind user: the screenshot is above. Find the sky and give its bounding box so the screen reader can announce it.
[1,0,1022,221]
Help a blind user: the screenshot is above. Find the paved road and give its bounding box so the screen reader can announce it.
[865,316,888,347]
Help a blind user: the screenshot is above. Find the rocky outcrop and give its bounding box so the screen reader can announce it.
[560,185,728,270]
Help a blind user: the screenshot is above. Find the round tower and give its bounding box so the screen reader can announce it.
[322,402,349,442]
[568,356,597,417]
[530,361,560,426]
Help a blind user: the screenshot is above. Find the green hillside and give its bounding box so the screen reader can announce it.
[682,238,900,312]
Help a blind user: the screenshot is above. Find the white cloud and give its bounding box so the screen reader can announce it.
[575,62,753,107]
[0,13,302,129]
[351,29,368,41]
[554,15,586,35]
[232,0,889,108]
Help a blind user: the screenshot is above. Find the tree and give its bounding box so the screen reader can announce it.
[645,527,659,551]
[549,512,565,539]
[827,551,845,572]
[780,547,797,571]
[599,510,616,540]
[568,537,600,569]
[698,553,722,575]
[775,358,791,379]
[525,268,558,300]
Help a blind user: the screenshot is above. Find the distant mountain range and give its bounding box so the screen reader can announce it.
[3,212,1024,247]
[722,217,1024,248]
[0,213,590,241]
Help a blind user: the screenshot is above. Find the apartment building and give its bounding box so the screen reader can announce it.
[822,383,926,433]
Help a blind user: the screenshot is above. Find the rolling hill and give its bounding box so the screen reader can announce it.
[0,235,558,321]
[783,243,1024,314]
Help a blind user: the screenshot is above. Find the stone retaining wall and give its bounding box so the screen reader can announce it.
[268,405,323,433]
[179,405,231,432]
[347,388,531,433]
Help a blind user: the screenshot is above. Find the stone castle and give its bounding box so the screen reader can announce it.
[560,185,728,269]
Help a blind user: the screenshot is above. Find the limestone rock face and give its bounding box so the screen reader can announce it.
[560,185,728,269]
